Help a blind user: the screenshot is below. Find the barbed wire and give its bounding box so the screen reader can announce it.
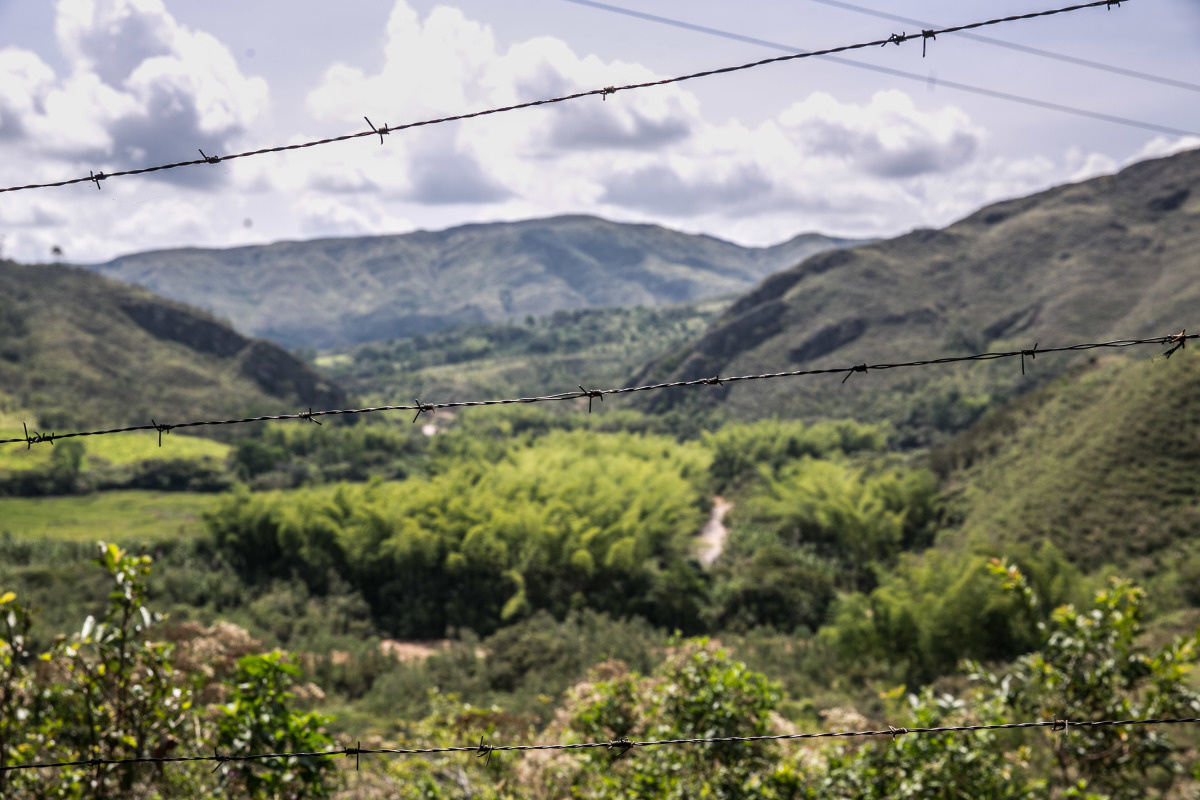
[563,0,1198,139]
[1,716,1197,775]
[804,0,1200,93]
[0,0,1136,195]
[1,330,1190,449]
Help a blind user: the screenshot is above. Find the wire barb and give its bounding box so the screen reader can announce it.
[600,86,618,101]
[198,149,221,164]
[21,422,56,449]
[89,170,105,190]
[411,399,434,424]
[364,116,390,144]
[151,419,173,447]
[922,29,936,57]
[1021,342,1039,375]
[1052,717,1070,734]
[579,386,604,413]
[299,408,323,425]
[476,736,494,767]
[1160,330,1186,360]
[608,738,635,759]
[344,742,361,771]
[884,32,906,46]
[889,726,909,742]
[841,364,869,383]
[210,747,230,774]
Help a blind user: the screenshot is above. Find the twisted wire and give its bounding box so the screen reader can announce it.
[0,0,1138,195]
[2,330,1190,448]
[1,716,1197,774]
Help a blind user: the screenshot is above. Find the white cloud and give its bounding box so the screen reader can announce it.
[296,196,413,239]
[303,2,705,205]
[1065,146,1117,182]
[777,91,982,179]
[1127,136,1200,164]
[2,0,1190,266]
[1,0,268,187]
[301,6,997,239]
[0,49,57,141]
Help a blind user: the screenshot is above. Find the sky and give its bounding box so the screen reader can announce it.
[0,0,1198,264]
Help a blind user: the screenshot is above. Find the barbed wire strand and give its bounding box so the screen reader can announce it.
[1,716,1197,775]
[0,0,1139,195]
[561,0,1198,139]
[802,0,1200,92]
[1,330,1190,449]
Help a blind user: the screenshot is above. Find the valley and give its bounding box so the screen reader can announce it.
[2,147,1200,797]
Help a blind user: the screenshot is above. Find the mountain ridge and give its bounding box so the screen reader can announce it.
[0,260,347,432]
[634,147,1200,441]
[85,215,864,349]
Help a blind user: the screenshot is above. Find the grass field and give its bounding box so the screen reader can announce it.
[0,490,221,541]
[0,402,231,473]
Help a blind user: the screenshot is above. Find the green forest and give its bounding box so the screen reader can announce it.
[4,339,1200,798]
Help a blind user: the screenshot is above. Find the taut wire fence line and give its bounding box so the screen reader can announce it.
[562,0,1199,137]
[1,330,1190,449]
[802,0,1200,92]
[0,0,1142,195]
[1,715,1198,776]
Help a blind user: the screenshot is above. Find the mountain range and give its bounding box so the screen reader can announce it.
[87,217,862,350]
[13,147,1200,445]
[636,147,1200,441]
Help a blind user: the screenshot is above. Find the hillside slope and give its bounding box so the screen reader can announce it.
[935,349,1200,575]
[636,148,1200,441]
[0,261,346,432]
[87,215,860,349]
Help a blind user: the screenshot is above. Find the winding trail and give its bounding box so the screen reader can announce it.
[696,496,733,567]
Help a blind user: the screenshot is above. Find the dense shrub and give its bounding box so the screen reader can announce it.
[208,430,711,636]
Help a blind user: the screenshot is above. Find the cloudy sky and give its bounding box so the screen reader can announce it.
[0,0,1197,264]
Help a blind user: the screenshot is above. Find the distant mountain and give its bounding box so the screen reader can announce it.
[635,148,1200,442]
[0,261,346,431]
[86,215,863,349]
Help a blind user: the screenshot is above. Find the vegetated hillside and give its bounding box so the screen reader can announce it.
[934,348,1200,577]
[637,148,1200,443]
[87,215,862,349]
[319,297,731,404]
[0,260,346,432]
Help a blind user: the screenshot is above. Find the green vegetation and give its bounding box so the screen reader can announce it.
[90,215,857,349]
[0,260,344,433]
[203,419,931,641]
[0,491,219,541]
[208,429,713,636]
[5,151,1200,797]
[0,424,230,474]
[640,147,1200,444]
[939,352,1200,576]
[11,552,1195,798]
[0,544,334,799]
[319,299,729,404]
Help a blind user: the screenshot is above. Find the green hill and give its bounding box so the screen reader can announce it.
[318,297,731,404]
[86,215,862,349]
[935,349,1200,576]
[0,260,346,434]
[636,148,1200,443]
